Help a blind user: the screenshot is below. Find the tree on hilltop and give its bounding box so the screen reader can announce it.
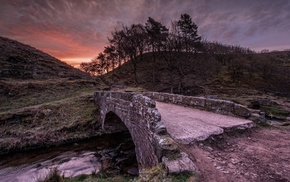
[104,45,117,70]
[114,24,147,85]
[160,14,202,93]
[145,17,169,85]
[177,13,201,53]
[108,30,126,67]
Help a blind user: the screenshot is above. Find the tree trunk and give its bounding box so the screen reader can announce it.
[152,51,156,86]
[131,56,138,86]
[118,56,121,67]
[170,72,174,94]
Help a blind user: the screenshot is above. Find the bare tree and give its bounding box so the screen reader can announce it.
[104,45,117,70]
[119,24,147,85]
[80,62,90,73]
[108,30,126,67]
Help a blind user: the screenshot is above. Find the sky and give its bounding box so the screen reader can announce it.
[1,0,290,66]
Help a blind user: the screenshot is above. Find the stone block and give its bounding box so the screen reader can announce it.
[162,152,197,174]
[143,92,153,98]
[143,96,156,108]
[162,93,172,102]
[234,104,251,118]
[181,96,191,106]
[248,113,265,123]
[205,99,234,114]
[152,122,167,135]
[158,136,179,154]
[146,92,163,101]
[172,95,183,104]
[189,97,206,108]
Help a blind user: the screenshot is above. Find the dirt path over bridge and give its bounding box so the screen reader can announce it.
[156,101,290,182]
[156,101,253,144]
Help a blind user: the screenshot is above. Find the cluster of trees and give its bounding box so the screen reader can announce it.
[80,14,290,95]
[201,41,254,54]
[80,14,202,82]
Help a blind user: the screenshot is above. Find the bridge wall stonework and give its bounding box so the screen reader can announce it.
[94,91,196,173]
[143,92,265,121]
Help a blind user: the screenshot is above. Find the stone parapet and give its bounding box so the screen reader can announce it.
[143,92,261,119]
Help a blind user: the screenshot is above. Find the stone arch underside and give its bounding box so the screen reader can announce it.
[103,109,159,170]
[104,111,128,133]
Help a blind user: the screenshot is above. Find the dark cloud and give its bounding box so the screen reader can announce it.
[0,0,289,65]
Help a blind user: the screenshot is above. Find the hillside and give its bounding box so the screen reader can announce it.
[0,36,89,79]
[104,51,290,93]
[0,37,108,154]
[103,51,290,119]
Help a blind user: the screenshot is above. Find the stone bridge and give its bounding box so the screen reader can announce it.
[94,91,263,174]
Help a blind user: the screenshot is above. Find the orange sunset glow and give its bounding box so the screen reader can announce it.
[61,58,93,67]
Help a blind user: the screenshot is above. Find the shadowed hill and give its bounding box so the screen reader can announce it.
[0,36,105,154]
[101,51,290,120]
[103,51,290,98]
[0,36,90,79]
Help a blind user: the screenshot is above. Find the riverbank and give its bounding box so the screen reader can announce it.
[0,132,139,182]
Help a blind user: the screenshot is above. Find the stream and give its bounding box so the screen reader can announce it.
[0,132,138,182]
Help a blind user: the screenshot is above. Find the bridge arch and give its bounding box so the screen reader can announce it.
[103,111,127,133]
[95,92,163,169]
[94,91,196,174]
[103,108,159,169]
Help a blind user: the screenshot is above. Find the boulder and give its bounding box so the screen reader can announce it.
[162,152,197,173]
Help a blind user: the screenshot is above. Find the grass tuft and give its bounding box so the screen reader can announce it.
[39,168,64,182]
[261,105,290,118]
[169,171,197,182]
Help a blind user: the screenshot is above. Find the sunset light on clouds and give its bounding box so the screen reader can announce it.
[1,0,290,66]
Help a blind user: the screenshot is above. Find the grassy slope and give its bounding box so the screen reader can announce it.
[0,79,99,112]
[0,36,89,79]
[0,78,110,154]
[0,37,111,153]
